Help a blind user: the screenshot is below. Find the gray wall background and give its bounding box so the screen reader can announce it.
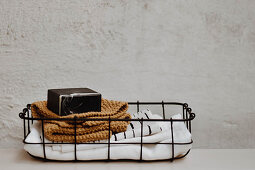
[0,0,255,148]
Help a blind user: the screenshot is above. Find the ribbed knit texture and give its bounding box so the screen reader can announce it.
[31,99,131,143]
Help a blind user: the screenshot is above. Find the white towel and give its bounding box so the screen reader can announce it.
[24,113,192,160]
[112,109,162,141]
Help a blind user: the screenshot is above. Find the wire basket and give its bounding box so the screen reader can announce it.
[19,101,196,162]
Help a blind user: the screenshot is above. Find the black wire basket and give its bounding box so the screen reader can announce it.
[19,101,196,162]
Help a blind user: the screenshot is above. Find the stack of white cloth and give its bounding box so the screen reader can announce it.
[24,109,192,161]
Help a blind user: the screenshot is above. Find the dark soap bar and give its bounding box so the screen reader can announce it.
[47,88,101,116]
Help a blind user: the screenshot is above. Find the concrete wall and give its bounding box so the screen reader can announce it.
[1,0,255,148]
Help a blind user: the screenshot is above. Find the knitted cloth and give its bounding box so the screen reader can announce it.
[31,99,131,143]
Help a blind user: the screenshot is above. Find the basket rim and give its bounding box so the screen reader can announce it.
[19,101,195,121]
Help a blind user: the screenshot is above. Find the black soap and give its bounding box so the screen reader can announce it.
[47,88,101,116]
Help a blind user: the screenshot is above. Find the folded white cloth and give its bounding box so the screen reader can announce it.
[24,112,192,161]
[112,109,163,141]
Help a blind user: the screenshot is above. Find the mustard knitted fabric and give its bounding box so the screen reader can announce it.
[31,99,131,143]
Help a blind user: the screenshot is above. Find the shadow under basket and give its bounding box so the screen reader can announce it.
[19,101,196,162]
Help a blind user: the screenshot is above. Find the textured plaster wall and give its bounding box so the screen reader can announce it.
[0,0,255,148]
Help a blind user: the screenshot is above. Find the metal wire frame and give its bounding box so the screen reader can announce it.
[19,101,196,162]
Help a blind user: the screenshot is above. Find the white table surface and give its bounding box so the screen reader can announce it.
[1,149,254,170]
